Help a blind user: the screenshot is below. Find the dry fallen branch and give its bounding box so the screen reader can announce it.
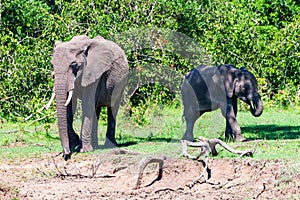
[181,140,211,159]
[51,155,115,179]
[133,156,166,190]
[181,138,259,188]
[187,155,210,188]
[181,140,212,188]
[197,137,260,157]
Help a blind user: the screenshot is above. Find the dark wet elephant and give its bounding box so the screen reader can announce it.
[51,35,128,160]
[181,64,263,142]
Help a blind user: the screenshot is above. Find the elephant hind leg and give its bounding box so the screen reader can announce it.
[104,106,119,148]
[89,104,102,150]
[225,119,234,141]
[182,110,202,142]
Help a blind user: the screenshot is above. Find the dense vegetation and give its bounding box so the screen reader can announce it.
[0,0,299,122]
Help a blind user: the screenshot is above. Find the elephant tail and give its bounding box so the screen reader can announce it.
[181,113,185,124]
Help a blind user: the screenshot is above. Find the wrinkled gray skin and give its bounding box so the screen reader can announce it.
[181,64,263,142]
[51,35,128,160]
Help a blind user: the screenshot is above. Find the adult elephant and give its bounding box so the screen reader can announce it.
[181,64,263,142]
[51,35,128,160]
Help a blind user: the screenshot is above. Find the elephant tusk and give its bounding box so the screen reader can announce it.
[46,92,55,109]
[65,90,73,107]
[250,100,254,110]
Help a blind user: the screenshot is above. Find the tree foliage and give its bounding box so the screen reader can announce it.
[0,0,299,121]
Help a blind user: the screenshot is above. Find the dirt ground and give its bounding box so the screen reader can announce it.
[0,149,299,200]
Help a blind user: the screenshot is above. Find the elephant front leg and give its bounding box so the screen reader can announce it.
[228,119,244,142]
[222,99,245,142]
[104,106,118,148]
[80,114,97,152]
[80,92,98,152]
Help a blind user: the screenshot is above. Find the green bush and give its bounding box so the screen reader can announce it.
[0,0,299,122]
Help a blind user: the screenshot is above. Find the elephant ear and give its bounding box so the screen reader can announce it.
[81,40,116,87]
[218,65,238,98]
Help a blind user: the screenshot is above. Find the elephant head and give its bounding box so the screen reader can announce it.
[51,35,122,158]
[219,64,263,117]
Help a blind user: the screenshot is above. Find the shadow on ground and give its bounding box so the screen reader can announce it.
[117,124,300,147]
[242,125,300,140]
[118,137,182,147]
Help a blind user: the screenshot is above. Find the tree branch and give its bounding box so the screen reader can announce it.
[181,138,259,188]
[133,156,166,189]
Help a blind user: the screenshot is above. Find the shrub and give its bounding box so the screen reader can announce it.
[0,0,299,122]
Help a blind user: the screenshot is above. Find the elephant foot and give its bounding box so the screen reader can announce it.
[80,143,94,152]
[63,153,72,161]
[182,133,194,142]
[236,134,246,142]
[70,140,80,152]
[69,131,80,151]
[104,139,118,148]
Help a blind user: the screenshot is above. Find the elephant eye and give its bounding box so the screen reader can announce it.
[242,84,249,93]
[70,62,77,68]
[70,62,79,76]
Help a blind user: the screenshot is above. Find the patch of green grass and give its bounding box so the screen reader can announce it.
[125,142,182,157]
[0,122,61,161]
[0,106,299,162]
[114,105,300,161]
[240,107,300,140]
[216,139,300,160]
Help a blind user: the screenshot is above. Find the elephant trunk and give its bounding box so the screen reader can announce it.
[54,74,71,160]
[250,95,263,117]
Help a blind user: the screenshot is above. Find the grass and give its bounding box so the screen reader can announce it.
[0,105,299,162]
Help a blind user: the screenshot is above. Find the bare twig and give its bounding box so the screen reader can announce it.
[52,155,115,179]
[28,111,56,125]
[90,157,102,177]
[0,96,14,102]
[228,51,254,71]
[23,91,55,122]
[225,181,247,189]
[8,55,16,67]
[133,156,166,189]
[35,166,48,176]
[187,155,210,188]
[52,156,63,175]
[154,187,175,193]
[112,166,128,174]
[1,130,18,134]
[254,182,266,199]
